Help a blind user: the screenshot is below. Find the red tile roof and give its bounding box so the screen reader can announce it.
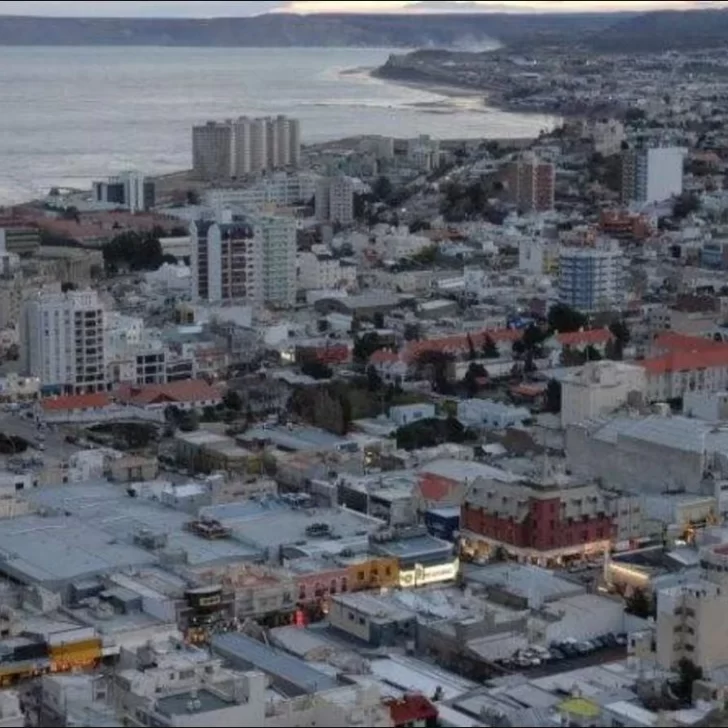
[556,329,613,347]
[386,695,438,726]
[653,333,722,353]
[404,328,521,363]
[641,346,728,375]
[369,350,400,364]
[418,474,458,503]
[116,379,222,406]
[41,393,111,412]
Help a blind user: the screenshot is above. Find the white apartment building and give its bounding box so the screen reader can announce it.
[621,146,685,205]
[358,135,394,160]
[191,213,296,307]
[297,251,357,291]
[588,118,625,156]
[657,543,728,672]
[92,170,152,212]
[193,116,301,181]
[203,172,318,213]
[380,231,431,260]
[561,361,646,427]
[104,313,167,386]
[558,240,624,313]
[258,214,297,307]
[20,290,106,394]
[315,176,355,225]
[406,134,440,172]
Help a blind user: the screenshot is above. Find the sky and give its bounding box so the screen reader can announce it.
[0,0,725,17]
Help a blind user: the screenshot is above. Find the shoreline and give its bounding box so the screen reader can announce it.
[368,66,564,121]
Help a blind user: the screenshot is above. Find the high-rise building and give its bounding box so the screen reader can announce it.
[193,116,301,181]
[316,176,355,225]
[557,240,624,313]
[92,171,155,212]
[190,213,296,308]
[190,218,263,305]
[621,147,684,205]
[259,214,297,307]
[192,121,235,181]
[20,290,106,394]
[503,152,555,214]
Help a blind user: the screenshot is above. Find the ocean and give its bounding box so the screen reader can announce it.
[0,46,556,204]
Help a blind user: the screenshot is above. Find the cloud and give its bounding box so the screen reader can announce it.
[1,0,727,17]
[0,1,289,17]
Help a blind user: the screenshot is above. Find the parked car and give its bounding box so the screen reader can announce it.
[603,633,618,648]
[549,647,566,661]
[616,633,628,646]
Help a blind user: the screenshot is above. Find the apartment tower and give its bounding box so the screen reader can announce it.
[503,152,555,214]
[21,290,106,394]
[193,116,301,181]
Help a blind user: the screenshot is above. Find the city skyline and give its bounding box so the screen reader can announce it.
[0,0,726,17]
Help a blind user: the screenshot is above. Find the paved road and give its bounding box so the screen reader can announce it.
[0,410,80,462]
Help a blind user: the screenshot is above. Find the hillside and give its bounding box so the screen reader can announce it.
[588,8,728,52]
[0,12,622,48]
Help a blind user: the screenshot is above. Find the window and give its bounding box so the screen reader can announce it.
[358,617,365,625]
[357,570,365,581]
[348,611,355,621]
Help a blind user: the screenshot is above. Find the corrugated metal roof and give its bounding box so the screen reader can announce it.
[211,633,337,695]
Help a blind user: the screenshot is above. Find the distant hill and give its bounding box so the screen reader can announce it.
[588,8,728,52]
[0,12,624,48]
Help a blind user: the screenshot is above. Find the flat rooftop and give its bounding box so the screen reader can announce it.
[0,481,261,587]
[240,426,354,452]
[201,501,384,554]
[419,459,521,483]
[372,534,454,561]
[464,563,585,603]
[211,633,337,696]
[155,688,232,717]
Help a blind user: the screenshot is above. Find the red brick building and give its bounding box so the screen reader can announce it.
[460,475,614,566]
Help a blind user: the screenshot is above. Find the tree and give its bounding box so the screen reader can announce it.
[463,362,487,397]
[417,350,454,394]
[609,320,630,347]
[522,323,546,353]
[372,175,393,203]
[467,334,477,361]
[673,192,701,220]
[353,332,383,367]
[222,390,243,412]
[412,245,437,265]
[404,323,421,342]
[482,334,499,359]
[545,379,562,414]
[301,360,333,380]
[179,410,199,432]
[625,587,653,619]
[584,344,602,362]
[366,365,383,392]
[103,230,165,272]
[548,303,587,334]
[675,658,703,705]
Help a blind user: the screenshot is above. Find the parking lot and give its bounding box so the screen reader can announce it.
[497,633,628,676]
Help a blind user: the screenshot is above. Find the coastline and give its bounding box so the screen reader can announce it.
[368,66,564,121]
